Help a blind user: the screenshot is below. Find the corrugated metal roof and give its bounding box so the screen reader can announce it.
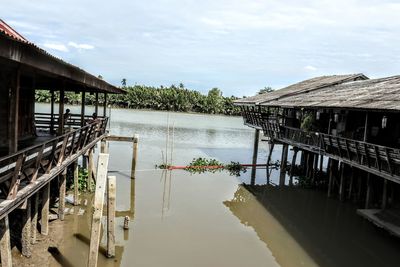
[262,75,400,111]
[0,19,124,94]
[234,73,368,105]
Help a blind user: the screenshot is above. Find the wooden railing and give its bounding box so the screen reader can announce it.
[241,109,276,129]
[262,121,400,182]
[0,118,108,201]
[35,113,106,131]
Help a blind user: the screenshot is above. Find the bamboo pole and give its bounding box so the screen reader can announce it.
[0,216,12,267]
[107,176,116,258]
[88,153,110,267]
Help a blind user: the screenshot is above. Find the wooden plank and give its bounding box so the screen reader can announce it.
[58,170,66,220]
[107,176,116,258]
[74,160,79,206]
[88,153,110,267]
[41,183,50,235]
[106,136,135,142]
[21,198,32,257]
[0,216,12,267]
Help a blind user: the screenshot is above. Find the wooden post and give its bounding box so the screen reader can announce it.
[0,216,12,267]
[131,134,139,179]
[41,183,50,235]
[58,86,65,135]
[339,162,345,201]
[327,159,335,198]
[250,129,260,185]
[101,139,107,153]
[365,173,372,209]
[31,193,39,244]
[59,169,67,220]
[289,148,298,186]
[8,68,20,154]
[88,149,94,192]
[21,199,32,257]
[88,153,110,267]
[81,91,86,127]
[95,92,99,115]
[319,155,324,172]
[312,153,319,185]
[266,142,275,185]
[107,176,116,258]
[279,144,289,186]
[50,90,55,134]
[382,179,388,210]
[73,160,79,205]
[348,168,355,200]
[103,93,108,117]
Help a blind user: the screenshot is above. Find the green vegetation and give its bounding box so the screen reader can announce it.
[35,84,242,116]
[68,167,95,192]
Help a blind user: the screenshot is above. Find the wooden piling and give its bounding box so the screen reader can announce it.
[327,159,335,198]
[41,183,50,235]
[0,216,12,267]
[365,173,372,209]
[21,199,32,257]
[382,179,388,210]
[266,142,275,185]
[289,148,298,186]
[279,144,289,186]
[131,134,139,179]
[88,149,94,192]
[74,160,79,206]
[250,129,260,185]
[59,170,67,220]
[339,162,345,201]
[100,139,107,153]
[31,193,39,244]
[107,176,116,258]
[88,153,110,267]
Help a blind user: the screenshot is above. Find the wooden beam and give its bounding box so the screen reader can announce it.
[0,216,12,267]
[8,68,20,154]
[106,176,116,258]
[106,136,135,142]
[88,153,110,267]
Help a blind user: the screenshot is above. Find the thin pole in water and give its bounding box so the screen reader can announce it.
[165,113,170,166]
[170,122,175,166]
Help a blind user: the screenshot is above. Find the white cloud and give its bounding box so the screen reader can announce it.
[42,43,69,52]
[304,65,317,71]
[68,42,94,50]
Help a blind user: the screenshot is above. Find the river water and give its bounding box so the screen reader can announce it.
[34,104,400,267]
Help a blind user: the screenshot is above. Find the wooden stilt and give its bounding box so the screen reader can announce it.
[21,199,32,257]
[58,86,65,135]
[95,92,99,115]
[289,148,298,186]
[348,168,355,200]
[312,153,318,185]
[88,153,110,267]
[279,144,289,186]
[319,155,324,172]
[41,183,50,235]
[250,129,260,185]
[31,193,39,244]
[59,170,66,220]
[100,139,107,153]
[107,176,116,258]
[81,92,86,127]
[74,160,79,206]
[382,179,388,210]
[0,216,12,267]
[103,93,108,117]
[88,149,94,192]
[339,162,345,201]
[365,173,372,209]
[266,142,275,184]
[131,135,139,179]
[328,159,335,198]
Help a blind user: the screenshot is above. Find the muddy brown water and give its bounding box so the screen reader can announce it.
[32,104,400,267]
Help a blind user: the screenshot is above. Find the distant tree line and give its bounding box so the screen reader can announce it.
[35,84,244,116]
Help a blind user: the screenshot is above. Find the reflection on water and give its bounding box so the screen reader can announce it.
[226,185,400,267]
[33,104,400,267]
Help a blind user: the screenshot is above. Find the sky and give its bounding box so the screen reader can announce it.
[2,0,400,97]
